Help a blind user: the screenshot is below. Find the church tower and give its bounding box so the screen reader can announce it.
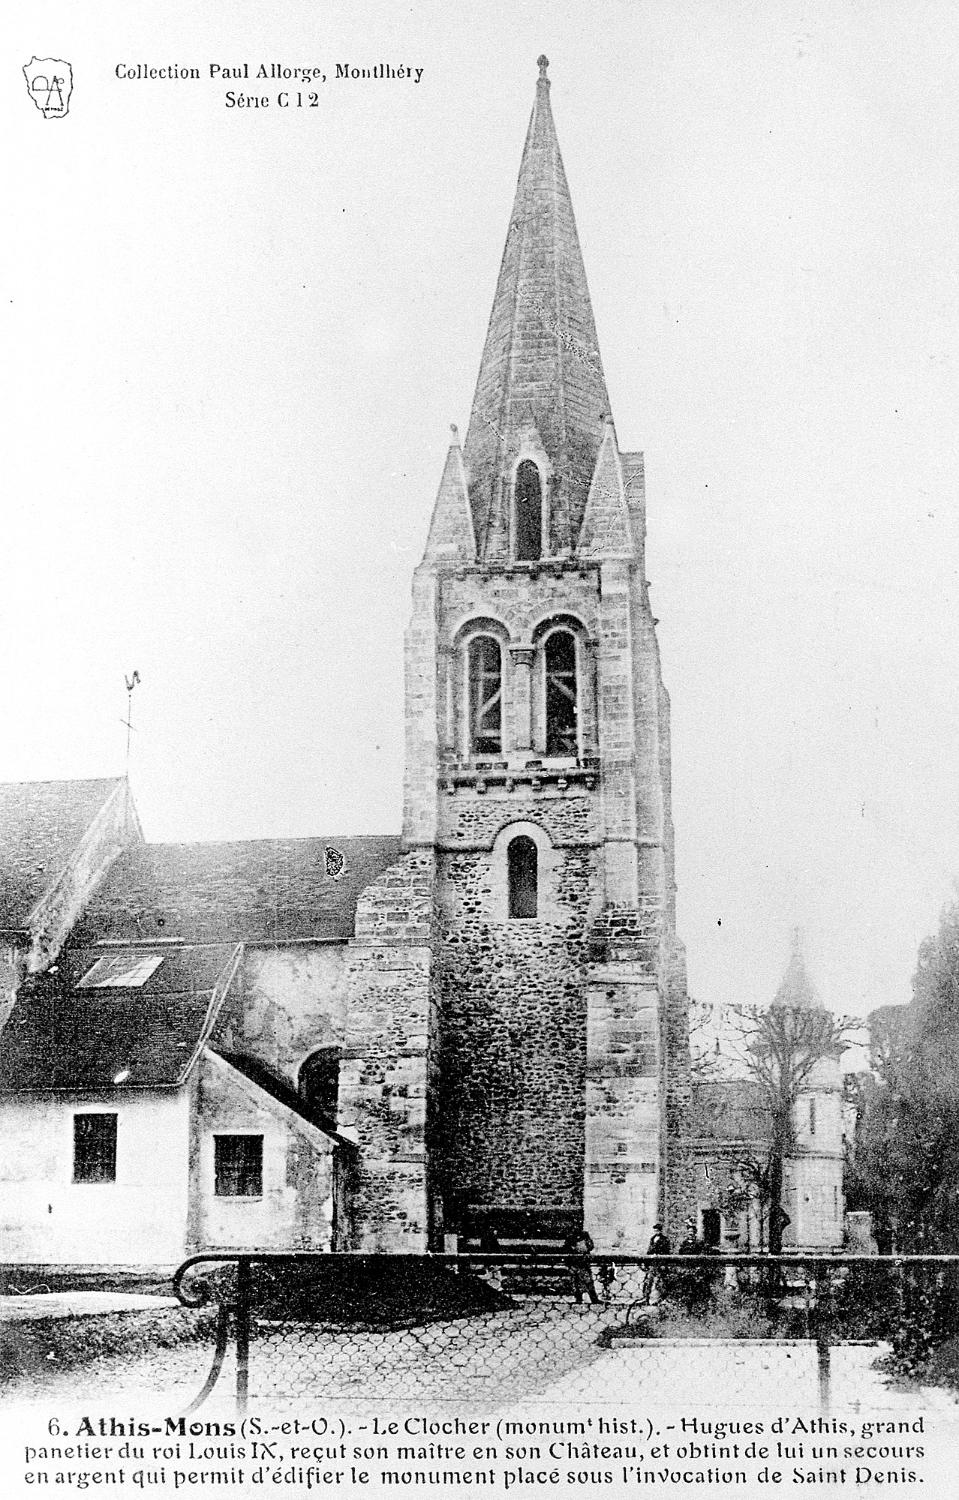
[404,58,690,1250]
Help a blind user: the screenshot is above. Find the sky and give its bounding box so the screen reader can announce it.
[4,1,959,1017]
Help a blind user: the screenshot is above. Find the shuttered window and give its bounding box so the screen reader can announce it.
[468,636,503,755]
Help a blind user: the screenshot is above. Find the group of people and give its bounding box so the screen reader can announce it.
[561,1218,716,1310]
[645,1218,719,1312]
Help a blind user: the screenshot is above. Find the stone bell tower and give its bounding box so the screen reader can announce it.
[404,58,690,1250]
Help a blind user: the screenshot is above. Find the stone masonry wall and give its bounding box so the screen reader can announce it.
[214,944,349,1094]
[662,936,694,1234]
[583,965,662,1250]
[436,837,599,1220]
[441,790,596,847]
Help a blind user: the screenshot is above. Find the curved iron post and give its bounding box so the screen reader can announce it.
[180,1301,231,1415]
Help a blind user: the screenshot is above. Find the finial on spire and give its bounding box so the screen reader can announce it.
[537,55,550,85]
[450,423,459,444]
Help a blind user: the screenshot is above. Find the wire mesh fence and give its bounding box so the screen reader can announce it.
[172,1252,959,1413]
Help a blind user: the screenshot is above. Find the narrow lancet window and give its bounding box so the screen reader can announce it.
[508,835,538,918]
[514,460,543,560]
[545,630,578,755]
[468,635,502,755]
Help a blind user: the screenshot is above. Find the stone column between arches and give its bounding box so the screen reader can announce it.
[508,645,535,752]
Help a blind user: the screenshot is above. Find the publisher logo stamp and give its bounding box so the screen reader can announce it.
[23,56,73,118]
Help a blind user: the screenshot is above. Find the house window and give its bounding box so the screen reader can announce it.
[809,1097,817,1135]
[468,635,502,755]
[545,630,578,755]
[73,1113,117,1183]
[514,460,543,561]
[214,1135,263,1197]
[508,835,538,918]
[299,1047,340,1124]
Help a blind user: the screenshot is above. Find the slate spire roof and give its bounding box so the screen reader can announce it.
[772,926,823,1011]
[463,56,612,556]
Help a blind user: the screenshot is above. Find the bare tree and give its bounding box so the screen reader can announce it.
[727,1003,850,1254]
[725,1151,773,1250]
[688,1000,776,1248]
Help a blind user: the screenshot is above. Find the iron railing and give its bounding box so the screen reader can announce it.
[171,1251,959,1415]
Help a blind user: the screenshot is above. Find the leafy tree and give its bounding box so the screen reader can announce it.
[852,902,959,1251]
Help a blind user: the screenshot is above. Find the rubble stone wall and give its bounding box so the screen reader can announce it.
[436,829,599,1219]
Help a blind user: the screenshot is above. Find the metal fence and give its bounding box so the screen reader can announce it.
[172,1251,959,1415]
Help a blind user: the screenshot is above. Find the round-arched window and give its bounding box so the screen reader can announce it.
[299,1047,341,1124]
[467,635,503,755]
[514,460,543,561]
[507,835,538,919]
[545,629,578,755]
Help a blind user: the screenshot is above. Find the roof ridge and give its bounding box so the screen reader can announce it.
[142,832,402,851]
[0,774,124,791]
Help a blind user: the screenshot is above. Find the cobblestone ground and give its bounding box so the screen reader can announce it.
[4,1303,955,1415]
[4,1330,225,1412]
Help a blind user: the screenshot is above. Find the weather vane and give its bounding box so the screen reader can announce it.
[122,670,141,777]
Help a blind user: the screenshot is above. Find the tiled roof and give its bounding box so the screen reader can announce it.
[688,1080,771,1144]
[69,835,403,946]
[0,943,239,1092]
[0,778,125,931]
[213,1049,358,1149]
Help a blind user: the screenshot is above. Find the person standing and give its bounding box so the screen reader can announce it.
[563,1227,599,1304]
[641,1221,672,1304]
[677,1217,714,1314]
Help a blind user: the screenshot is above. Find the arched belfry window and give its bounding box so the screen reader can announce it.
[545,630,578,756]
[514,460,543,561]
[468,635,502,756]
[299,1047,341,1124]
[508,835,538,919]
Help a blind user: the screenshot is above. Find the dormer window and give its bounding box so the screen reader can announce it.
[77,953,164,989]
[514,460,543,561]
[545,629,578,755]
[467,635,502,755]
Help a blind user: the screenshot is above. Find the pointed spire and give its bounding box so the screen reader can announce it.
[423,424,476,564]
[463,57,611,557]
[578,417,635,557]
[772,927,823,1010]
